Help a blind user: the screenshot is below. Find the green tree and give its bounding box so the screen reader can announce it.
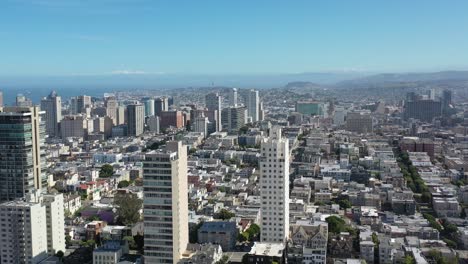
[237,232,249,242]
[404,255,416,264]
[99,164,114,178]
[326,216,346,234]
[189,221,204,243]
[338,199,352,209]
[123,236,137,249]
[246,224,260,241]
[118,180,130,188]
[114,193,143,225]
[87,215,101,221]
[215,209,235,220]
[65,235,72,248]
[215,255,229,264]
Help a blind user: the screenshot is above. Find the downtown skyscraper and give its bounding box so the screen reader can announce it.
[205,92,222,132]
[40,90,62,137]
[259,126,290,243]
[126,104,145,137]
[0,106,46,202]
[246,89,260,122]
[143,141,189,264]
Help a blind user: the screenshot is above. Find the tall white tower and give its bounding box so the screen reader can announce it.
[247,89,260,122]
[260,126,290,243]
[144,141,189,264]
[229,88,238,107]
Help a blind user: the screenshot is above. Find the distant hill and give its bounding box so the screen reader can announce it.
[336,71,468,87]
[285,81,322,89]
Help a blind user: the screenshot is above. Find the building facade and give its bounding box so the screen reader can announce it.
[144,141,189,264]
[260,126,290,243]
[0,106,46,202]
[40,91,62,137]
[126,104,145,137]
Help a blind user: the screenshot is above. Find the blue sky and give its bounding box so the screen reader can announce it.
[1,0,468,76]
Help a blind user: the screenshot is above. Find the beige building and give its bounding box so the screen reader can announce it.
[144,141,189,263]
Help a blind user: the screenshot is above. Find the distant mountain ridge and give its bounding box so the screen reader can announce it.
[336,70,468,86]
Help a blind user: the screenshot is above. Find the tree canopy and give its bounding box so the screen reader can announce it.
[114,193,143,226]
[99,164,114,178]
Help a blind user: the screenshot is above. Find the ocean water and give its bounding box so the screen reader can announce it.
[1,87,122,106]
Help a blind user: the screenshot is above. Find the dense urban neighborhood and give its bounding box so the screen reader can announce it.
[1,82,468,264]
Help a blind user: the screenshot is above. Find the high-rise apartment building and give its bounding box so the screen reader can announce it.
[77,95,92,114]
[246,89,260,122]
[117,105,126,125]
[345,111,373,134]
[193,114,209,138]
[295,101,324,116]
[147,115,160,133]
[205,93,222,131]
[42,193,66,254]
[155,97,169,116]
[403,99,441,122]
[160,111,184,130]
[221,106,247,132]
[0,106,45,202]
[144,141,189,264]
[40,90,62,137]
[0,192,66,263]
[126,104,145,137]
[442,89,453,116]
[0,195,48,263]
[260,126,290,243]
[105,96,118,125]
[0,91,3,107]
[61,115,86,139]
[145,98,155,117]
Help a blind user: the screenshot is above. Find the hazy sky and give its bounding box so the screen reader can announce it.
[1,0,468,76]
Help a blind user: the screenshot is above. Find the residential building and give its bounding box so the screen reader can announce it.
[105,96,118,124]
[144,141,189,263]
[0,192,66,263]
[404,99,441,122]
[197,221,238,251]
[244,242,285,264]
[160,110,184,130]
[221,106,247,132]
[61,115,86,139]
[155,97,169,116]
[345,111,373,134]
[147,115,160,133]
[288,220,328,264]
[93,240,128,264]
[42,193,66,255]
[260,126,290,243]
[193,114,209,138]
[205,92,222,132]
